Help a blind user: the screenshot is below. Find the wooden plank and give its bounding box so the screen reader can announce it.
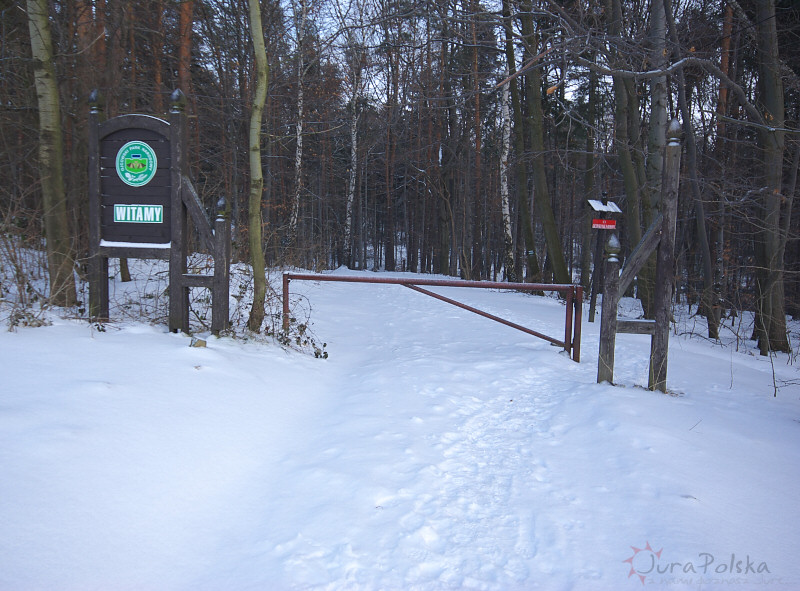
[97,245,171,260]
[98,114,169,139]
[182,179,215,251]
[99,170,171,193]
[619,213,663,295]
[182,274,214,288]
[617,319,656,335]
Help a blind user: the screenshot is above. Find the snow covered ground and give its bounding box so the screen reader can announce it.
[1,267,799,590]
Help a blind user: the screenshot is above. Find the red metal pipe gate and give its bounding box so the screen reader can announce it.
[282,273,583,362]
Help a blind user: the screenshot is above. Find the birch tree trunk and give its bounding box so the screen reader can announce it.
[344,91,359,268]
[500,77,516,282]
[288,0,308,251]
[246,0,269,331]
[502,0,540,282]
[342,36,365,269]
[26,0,77,307]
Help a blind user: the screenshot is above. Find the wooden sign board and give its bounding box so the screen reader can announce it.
[100,127,171,245]
[89,91,231,336]
[592,218,617,230]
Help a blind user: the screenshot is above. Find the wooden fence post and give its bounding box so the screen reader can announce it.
[597,234,621,384]
[212,197,231,334]
[649,119,682,391]
[87,90,109,320]
[169,89,189,333]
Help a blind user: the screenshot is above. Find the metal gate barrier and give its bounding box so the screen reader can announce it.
[282,273,582,362]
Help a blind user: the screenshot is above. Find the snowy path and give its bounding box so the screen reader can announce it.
[1,270,799,590]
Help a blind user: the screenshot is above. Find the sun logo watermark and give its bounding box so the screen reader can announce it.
[623,541,663,585]
[623,542,777,586]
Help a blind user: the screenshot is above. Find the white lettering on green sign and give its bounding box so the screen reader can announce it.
[113,204,164,224]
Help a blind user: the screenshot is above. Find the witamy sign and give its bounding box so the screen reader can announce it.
[112,140,164,226]
[113,204,163,224]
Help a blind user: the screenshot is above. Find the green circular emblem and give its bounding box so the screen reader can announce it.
[116,141,158,187]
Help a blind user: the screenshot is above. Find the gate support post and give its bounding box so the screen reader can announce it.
[211,197,231,334]
[573,286,583,362]
[597,234,621,383]
[596,119,682,390]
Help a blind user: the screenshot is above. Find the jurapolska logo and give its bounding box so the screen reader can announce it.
[623,542,771,585]
[116,140,157,187]
[624,541,663,584]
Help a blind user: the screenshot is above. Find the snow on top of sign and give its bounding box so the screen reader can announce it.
[99,240,171,249]
[588,199,622,213]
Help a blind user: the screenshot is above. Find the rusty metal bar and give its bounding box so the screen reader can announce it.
[284,272,574,294]
[403,284,566,348]
[282,273,582,361]
[573,286,583,363]
[564,288,574,354]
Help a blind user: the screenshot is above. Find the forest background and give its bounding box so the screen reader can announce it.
[1,0,798,353]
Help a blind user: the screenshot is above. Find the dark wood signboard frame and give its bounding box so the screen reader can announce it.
[88,90,230,334]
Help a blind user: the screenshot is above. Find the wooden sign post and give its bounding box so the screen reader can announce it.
[597,119,682,392]
[587,193,621,323]
[88,89,230,335]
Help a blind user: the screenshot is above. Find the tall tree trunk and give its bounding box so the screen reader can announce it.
[468,0,482,279]
[343,37,365,269]
[606,0,647,306]
[344,93,359,268]
[288,0,308,255]
[383,22,400,273]
[581,51,598,292]
[178,0,194,95]
[519,0,569,284]
[246,0,269,332]
[385,106,396,271]
[502,0,540,282]
[500,77,516,282]
[26,0,77,307]
[436,10,455,276]
[710,0,735,333]
[638,0,670,318]
[754,0,789,353]
[152,0,165,113]
[715,1,734,140]
[664,0,717,337]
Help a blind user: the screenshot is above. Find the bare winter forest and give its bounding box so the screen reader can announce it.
[1,0,798,353]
